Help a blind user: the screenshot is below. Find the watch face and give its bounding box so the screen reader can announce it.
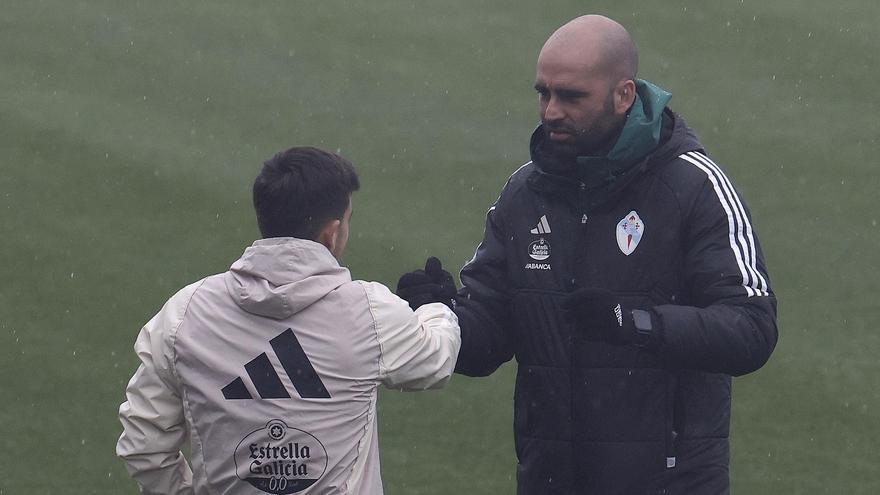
[631,310,654,349]
[632,309,652,331]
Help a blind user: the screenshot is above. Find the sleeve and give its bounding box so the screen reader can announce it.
[652,161,778,376]
[362,282,461,390]
[116,284,200,495]
[454,202,516,376]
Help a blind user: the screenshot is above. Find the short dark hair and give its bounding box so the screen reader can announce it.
[253,146,360,240]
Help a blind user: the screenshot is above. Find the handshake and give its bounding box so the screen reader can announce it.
[395,257,458,311]
[397,258,657,348]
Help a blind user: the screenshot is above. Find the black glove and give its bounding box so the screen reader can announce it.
[562,287,656,347]
[396,257,457,310]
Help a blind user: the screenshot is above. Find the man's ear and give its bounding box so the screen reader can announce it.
[614,79,637,115]
[316,219,342,254]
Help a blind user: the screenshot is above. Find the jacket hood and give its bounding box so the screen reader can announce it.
[224,238,351,320]
[603,78,672,164]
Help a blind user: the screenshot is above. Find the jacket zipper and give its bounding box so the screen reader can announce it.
[665,373,678,469]
[572,178,679,472]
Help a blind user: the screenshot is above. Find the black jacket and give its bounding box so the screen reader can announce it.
[455,110,778,495]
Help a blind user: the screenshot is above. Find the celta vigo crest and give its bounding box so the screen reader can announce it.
[616,211,644,256]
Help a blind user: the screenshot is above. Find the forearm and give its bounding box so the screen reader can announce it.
[653,295,777,376]
[382,302,461,390]
[117,366,193,494]
[453,297,514,377]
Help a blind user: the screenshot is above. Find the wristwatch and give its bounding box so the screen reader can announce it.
[631,309,656,348]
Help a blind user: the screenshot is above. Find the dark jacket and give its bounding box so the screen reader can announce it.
[454,106,777,494]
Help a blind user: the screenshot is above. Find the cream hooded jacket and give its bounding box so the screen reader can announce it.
[117,238,460,495]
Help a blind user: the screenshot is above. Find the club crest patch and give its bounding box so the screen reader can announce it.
[528,238,551,261]
[616,211,644,256]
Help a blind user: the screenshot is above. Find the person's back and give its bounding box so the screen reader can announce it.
[117,147,460,494]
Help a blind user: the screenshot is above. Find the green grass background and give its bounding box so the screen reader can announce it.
[2,1,878,493]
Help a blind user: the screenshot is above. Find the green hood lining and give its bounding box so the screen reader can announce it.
[575,79,672,186]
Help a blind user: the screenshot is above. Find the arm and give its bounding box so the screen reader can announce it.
[363,282,461,390]
[117,285,199,495]
[653,166,778,376]
[454,204,516,376]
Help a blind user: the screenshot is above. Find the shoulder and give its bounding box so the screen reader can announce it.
[646,110,734,197]
[355,281,411,320]
[135,278,210,377]
[500,161,536,198]
[655,150,748,213]
[152,278,210,333]
[642,151,738,227]
[489,160,537,218]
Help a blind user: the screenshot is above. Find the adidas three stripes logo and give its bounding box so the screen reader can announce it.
[222,328,331,400]
[530,215,551,234]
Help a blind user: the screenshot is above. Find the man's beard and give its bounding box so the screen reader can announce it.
[542,93,620,160]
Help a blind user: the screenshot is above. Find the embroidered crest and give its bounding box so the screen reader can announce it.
[616,211,644,256]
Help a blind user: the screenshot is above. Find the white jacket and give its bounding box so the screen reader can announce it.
[117,238,460,495]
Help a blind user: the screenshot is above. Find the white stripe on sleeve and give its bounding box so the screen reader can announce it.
[680,152,768,297]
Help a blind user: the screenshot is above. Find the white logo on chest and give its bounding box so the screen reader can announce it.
[616,210,644,256]
[528,238,551,261]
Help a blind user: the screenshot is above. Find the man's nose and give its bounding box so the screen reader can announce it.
[542,96,564,122]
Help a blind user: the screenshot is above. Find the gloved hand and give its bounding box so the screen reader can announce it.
[396,257,457,310]
[562,287,641,346]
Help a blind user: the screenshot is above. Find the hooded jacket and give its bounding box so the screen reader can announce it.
[454,81,777,494]
[117,238,460,495]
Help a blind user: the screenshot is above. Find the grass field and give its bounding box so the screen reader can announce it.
[2,1,878,493]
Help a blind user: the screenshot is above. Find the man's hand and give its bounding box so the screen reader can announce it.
[396,257,457,310]
[562,287,653,346]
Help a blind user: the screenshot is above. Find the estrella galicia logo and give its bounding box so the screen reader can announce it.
[234,419,328,494]
[528,238,551,261]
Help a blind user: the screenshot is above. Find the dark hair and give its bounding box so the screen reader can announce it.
[253,147,360,240]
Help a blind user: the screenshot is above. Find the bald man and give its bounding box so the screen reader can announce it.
[398,14,777,495]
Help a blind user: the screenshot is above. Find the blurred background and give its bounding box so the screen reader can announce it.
[2,1,878,493]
